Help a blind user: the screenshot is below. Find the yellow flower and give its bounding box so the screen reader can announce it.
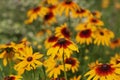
[110,54,120,65]
[65,57,79,73]
[25,6,48,24]
[85,62,120,80]
[14,46,43,75]
[102,0,110,8]
[72,8,90,18]
[76,23,96,45]
[47,38,78,58]
[3,74,22,80]
[70,75,82,80]
[87,17,104,26]
[58,0,79,16]
[0,42,16,66]
[55,23,71,39]
[42,10,56,25]
[110,38,120,49]
[44,35,58,49]
[93,28,114,46]
[46,0,58,5]
[47,5,59,15]
[91,10,102,19]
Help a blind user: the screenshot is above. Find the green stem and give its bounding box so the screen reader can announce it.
[32,69,35,79]
[62,54,68,80]
[42,66,47,80]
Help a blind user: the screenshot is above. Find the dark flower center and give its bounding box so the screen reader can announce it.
[112,39,119,44]
[27,57,33,62]
[65,58,76,66]
[65,0,72,4]
[95,64,115,76]
[91,18,98,23]
[76,9,86,13]
[99,31,104,36]
[4,76,15,80]
[33,7,41,12]
[44,12,54,21]
[53,38,71,48]
[61,27,70,38]
[48,35,58,42]
[79,29,92,38]
[116,60,120,64]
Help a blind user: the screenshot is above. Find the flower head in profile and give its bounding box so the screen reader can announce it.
[110,38,120,49]
[47,38,78,58]
[70,75,81,80]
[0,42,16,66]
[14,46,43,75]
[55,23,71,39]
[3,74,22,80]
[58,0,79,16]
[76,23,96,45]
[110,54,120,65]
[25,6,48,24]
[93,28,114,46]
[65,57,79,73]
[85,62,120,80]
[72,8,90,18]
[87,17,104,26]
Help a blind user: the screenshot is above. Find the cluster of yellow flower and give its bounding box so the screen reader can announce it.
[0,0,120,80]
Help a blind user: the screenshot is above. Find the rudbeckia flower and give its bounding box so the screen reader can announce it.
[93,28,114,46]
[0,42,16,66]
[76,23,96,45]
[43,10,56,25]
[91,10,102,19]
[70,75,81,80]
[72,8,90,18]
[65,57,79,73]
[55,23,71,39]
[87,17,104,26]
[3,75,22,80]
[25,6,48,24]
[44,35,58,49]
[47,38,78,58]
[47,5,59,15]
[14,46,43,75]
[110,54,120,65]
[58,0,79,16]
[85,62,120,80]
[46,0,58,5]
[110,38,120,49]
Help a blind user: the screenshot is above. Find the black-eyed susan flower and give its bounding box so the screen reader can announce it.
[25,6,48,24]
[47,5,58,15]
[72,8,90,18]
[43,10,56,25]
[47,38,78,58]
[44,35,58,49]
[0,42,16,66]
[14,46,43,75]
[85,62,120,80]
[3,74,22,80]
[110,54,120,65]
[93,28,114,46]
[110,38,120,49]
[55,23,71,39]
[87,17,104,26]
[76,23,96,45]
[91,10,102,19]
[58,0,79,16]
[70,75,81,80]
[65,57,79,73]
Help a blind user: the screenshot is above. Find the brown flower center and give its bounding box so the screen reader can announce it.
[4,76,15,80]
[95,64,115,76]
[27,57,33,62]
[65,58,76,66]
[91,18,98,23]
[79,29,92,38]
[112,39,119,44]
[53,38,71,48]
[116,59,120,64]
[65,1,72,4]
[44,12,54,21]
[61,27,70,38]
[48,35,58,42]
[99,31,104,36]
[33,7,41,12]
[76,9,86,14]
